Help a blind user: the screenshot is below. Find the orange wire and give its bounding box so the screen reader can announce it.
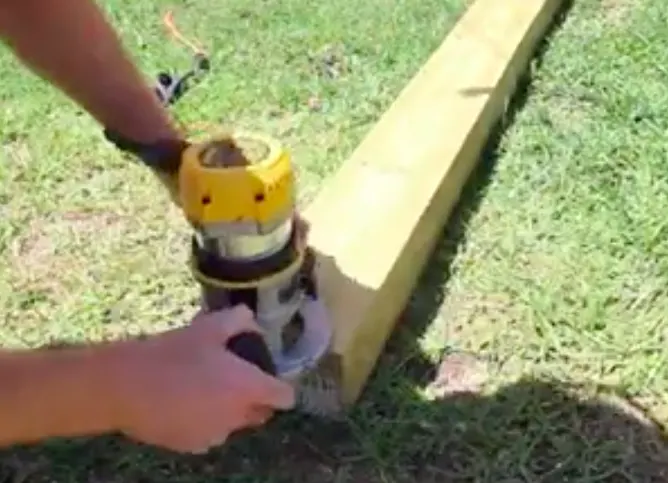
[162,10,207,55]
[161,10,230,140]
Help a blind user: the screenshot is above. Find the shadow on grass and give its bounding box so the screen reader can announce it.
[3,379,667,482]
[4,0,668,482]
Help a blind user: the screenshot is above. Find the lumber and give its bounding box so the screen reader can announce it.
[303,0,565,406]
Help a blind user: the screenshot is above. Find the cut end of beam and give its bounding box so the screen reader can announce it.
[304,0,566,408]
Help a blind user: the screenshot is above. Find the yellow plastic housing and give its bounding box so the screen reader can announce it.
[179,132,294,227]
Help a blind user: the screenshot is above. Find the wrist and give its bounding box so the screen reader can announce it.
[102,77,188,175]
[104,131,188,174]
[0,342,135,446]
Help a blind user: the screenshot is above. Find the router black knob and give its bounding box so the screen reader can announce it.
[226,332,277,376]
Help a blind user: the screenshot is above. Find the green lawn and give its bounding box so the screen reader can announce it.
[0,0,469,481]
[0,0,466,349]
[3,0,668,481]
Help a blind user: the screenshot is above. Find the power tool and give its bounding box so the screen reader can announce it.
[104,12,342,417]
[179,131,339,414]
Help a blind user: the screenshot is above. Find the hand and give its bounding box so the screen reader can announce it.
[113,306,295,454]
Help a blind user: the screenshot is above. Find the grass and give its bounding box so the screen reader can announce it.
[3,0,668,481]
[0,0,466,349]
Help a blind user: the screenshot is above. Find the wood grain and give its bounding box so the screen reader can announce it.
[303,0,565,407]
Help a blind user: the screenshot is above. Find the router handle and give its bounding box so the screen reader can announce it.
[226,332,278,376]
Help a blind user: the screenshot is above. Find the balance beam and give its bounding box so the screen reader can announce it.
[303,0,565,407]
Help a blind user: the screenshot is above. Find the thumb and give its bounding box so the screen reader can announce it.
[247,368,297,411]
[194,306,296,410]
[192,305,263,343]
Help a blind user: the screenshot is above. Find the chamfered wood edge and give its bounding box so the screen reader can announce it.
[302,0,567,408]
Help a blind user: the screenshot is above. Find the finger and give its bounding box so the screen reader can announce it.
[175,427,231,454]
[187,434,228,455]
[188,445,212,455]
[193,305,263,342]
[154,435,221,455]
[244,368,297,411]
[245,406,274,427]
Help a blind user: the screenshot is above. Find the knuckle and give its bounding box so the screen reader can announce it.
[229,304,254,321]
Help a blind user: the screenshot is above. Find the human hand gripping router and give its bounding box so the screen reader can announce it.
[0,0,299,453]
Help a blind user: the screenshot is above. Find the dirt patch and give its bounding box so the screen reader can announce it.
[441,291,516,321]
[425,351,489,399]
[601,0,632,25]
[9,211,127,294]
[309,43,349,80]
[438,290,519,350]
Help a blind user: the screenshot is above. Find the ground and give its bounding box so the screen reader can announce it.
[1,0,668,481]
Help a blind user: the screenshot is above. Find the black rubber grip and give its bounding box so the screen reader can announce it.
[226,332,277,376]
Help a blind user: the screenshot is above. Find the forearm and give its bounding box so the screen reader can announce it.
[0,344,126,447]
[0,0,181,144]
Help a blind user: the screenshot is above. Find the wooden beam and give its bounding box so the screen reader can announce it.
[303,0,565,407]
